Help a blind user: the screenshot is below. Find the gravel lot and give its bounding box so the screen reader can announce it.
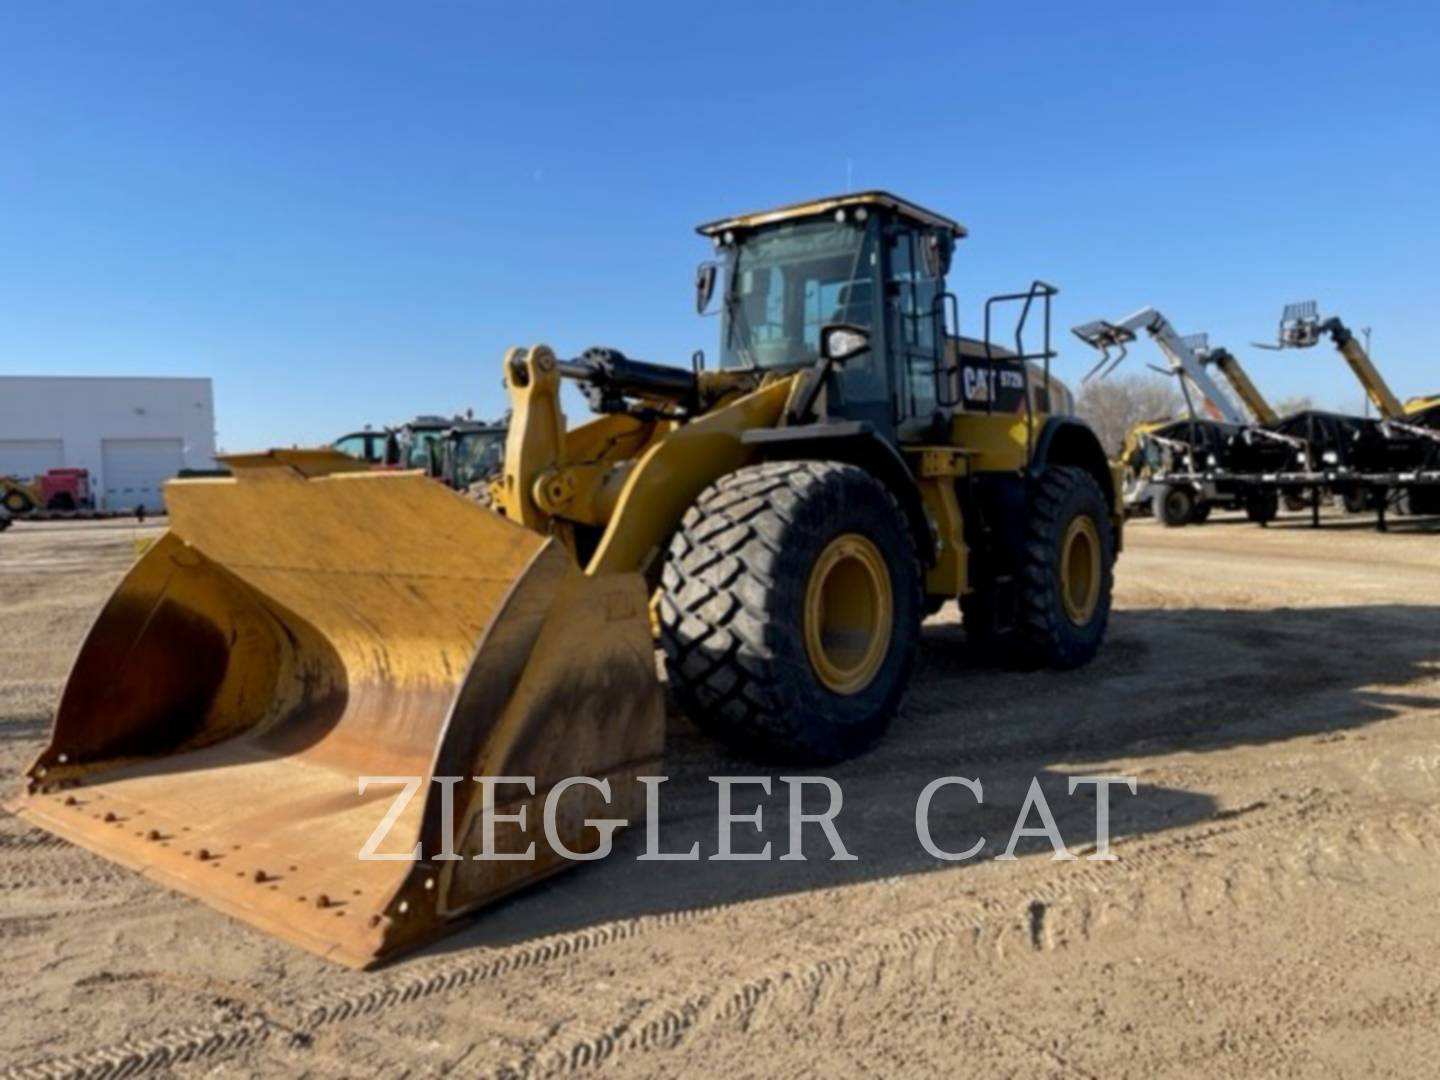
[3,512,1440,1077]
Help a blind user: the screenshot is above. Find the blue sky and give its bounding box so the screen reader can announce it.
[2,1,1437,449]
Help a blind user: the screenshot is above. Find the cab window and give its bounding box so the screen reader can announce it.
[333,434,373,461]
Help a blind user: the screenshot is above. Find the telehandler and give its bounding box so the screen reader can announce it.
[1072,310,1290,525]
[1256,302,1440,515]
[13,192,1120,966]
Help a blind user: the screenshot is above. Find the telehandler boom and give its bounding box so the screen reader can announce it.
[1254,301,1404,418]
[1073,307,1246,423]
[1072,310,1296,526]
[1255,301,1440,514]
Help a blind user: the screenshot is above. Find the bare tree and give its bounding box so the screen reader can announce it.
[1076,374,1184,456]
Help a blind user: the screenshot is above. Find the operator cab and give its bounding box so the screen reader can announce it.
[442,421,508,488]
[332,428,387,464]
[698,192,958,437]
[697,191,1055,441]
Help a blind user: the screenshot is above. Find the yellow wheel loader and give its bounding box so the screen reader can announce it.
[1,475,40,514]
[12,191,1121,967]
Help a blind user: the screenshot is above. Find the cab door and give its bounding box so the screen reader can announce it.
[883,224,946,431]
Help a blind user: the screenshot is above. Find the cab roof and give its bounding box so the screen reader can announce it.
[697,190,967,238]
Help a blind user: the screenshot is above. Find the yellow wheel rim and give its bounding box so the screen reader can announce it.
[803,533,893,695]
[1060,516,1102,626]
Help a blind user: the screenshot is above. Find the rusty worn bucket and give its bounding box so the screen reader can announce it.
[9,451,664,968]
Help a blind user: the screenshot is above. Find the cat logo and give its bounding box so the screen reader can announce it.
[962,366,1025,403]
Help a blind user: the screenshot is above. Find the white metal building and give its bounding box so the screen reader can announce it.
[0,377,217,511]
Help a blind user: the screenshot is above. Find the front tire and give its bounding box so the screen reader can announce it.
[659,460,922,764]
[1154,484,1194,527]
[2,488,33,514]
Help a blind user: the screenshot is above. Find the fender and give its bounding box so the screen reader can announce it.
[1030,416,1121,520]
[740,422,933,565]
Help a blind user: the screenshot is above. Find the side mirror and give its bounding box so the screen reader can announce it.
[695,262,720,315]
[790,324,873,424]
[820,324,871,364]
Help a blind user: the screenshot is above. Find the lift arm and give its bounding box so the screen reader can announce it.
[1072,307,1246,425]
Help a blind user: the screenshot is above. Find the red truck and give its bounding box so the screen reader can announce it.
[0,468,95,513]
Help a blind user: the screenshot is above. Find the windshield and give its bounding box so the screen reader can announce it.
[405,431,444,471]
[719,218,875,371]
[451,431,506,487]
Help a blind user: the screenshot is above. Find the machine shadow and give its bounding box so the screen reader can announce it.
[1193,509,1440,533]
[412,602,1440,962]
[1262,516,1440,534]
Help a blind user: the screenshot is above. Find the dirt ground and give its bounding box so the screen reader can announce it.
[3,512,1440,1078]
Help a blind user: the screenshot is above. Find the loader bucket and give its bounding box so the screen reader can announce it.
[9,452,664,968]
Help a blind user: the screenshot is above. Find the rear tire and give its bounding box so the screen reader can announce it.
[659,460,922,764]
[963,467,1114,669]
[1338,489,1371,514]
[1403,487,1440,516]
[1015,466,1114,669]
[1154,484,1194,527]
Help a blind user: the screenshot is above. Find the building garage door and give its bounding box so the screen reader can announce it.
[101,438,184,512]
[0,438,63,481]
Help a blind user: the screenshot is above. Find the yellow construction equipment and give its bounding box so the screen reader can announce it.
[1254,301,1440,514]
[1255,301,1403,418]
[1201,345,1279,426]
[13,450,661,966]
[1071,313,1283,525]
[1,475,40,514]
[13,192,1121,967]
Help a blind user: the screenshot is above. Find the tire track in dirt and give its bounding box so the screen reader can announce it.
[5,791,1342,1077]
[0,848,132,892]
[0,826,72,853]
[40,793,1300,1077]
[0,891,165,938]
[478,793,1440,1077]
[9,781,1438,1078]
[0,867,131,892]
[4,1017,277,1080]
[2,905,730,1080]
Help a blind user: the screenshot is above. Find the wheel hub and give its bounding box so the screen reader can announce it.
[1060,517,1101,626]
[803,533,893,695]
